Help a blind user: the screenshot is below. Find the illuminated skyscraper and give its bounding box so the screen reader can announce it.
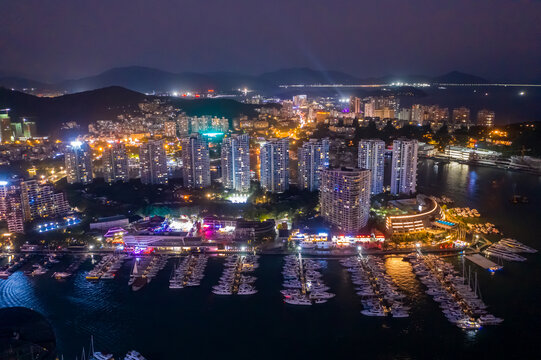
[390,139,418,195]
[358,139,385,194]
[181,134,210,188]
[349,97,361,114]
[221,134,250,192]
[103,143,129,183]
[298,138,329,191]
[178,115,190,136]
[0,181,24,233]
[20,180,70,221]
[190,116,229,134]
[319,168,371,233]
[10,122,23,140]
[293,95,307,107]
[22,118,37,139]
[164,121,177,138]
[260,138,289,193]
[139,139,168,185]
[452,107,471,128]
[65,141,93,184]
[477,109,495,127]
[0,110,13,143]
[411,104,426,125]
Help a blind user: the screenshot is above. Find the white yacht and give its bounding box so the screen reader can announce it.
[361,309,386,317]
[284,296,312,305]
[212,288,233,295]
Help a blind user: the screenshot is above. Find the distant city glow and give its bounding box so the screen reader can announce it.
[70,140,83,148]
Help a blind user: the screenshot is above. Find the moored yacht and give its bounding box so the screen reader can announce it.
[124,350,147,360]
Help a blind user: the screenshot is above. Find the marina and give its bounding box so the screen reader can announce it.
[409,253,503,329]
[340,255,408,317]
[0,254,30,279]
[169,254,208,289]
[0,155,538,359]
[128,255,169,291]
[86,254,127,281]
[281,253,334,305]
[212,254,259,295]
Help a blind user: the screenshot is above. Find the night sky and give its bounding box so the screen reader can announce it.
[1,0,540,82]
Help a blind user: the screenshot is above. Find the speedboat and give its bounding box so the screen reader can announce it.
[124,350,147,360]
[478,314,504,325]
[212,288,233,295]
[91,352,114,360]
[52,272,71,280]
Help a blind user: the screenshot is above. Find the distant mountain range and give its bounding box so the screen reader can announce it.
[0,66,506,94]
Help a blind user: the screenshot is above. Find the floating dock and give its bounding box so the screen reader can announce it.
[465,254,503,272]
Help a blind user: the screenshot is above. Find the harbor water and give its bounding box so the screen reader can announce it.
[1,159,541,359]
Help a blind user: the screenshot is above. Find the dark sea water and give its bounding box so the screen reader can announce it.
[1,159,541,359]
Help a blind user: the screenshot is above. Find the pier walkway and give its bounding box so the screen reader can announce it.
[465,254,502,271]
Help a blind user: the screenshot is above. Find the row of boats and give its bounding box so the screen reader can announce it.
[408,253,503,330]
[53,255,89,279]
[484,238,537,262]
[128,256,169,291]
[169,254,208,289]
[76,337,147,360]
[451,207,481,218]
[212,254,259,295]
[86,254,127,280]
[0,254,33,278]
[281,254,335,305]
[340,256,409,318]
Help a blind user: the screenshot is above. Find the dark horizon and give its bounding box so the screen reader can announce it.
[1,0,541,82]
